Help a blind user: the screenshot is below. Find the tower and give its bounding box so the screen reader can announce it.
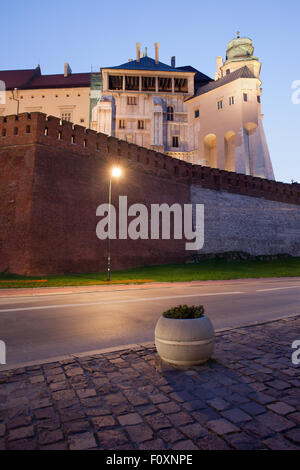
[216,33,262,80]
[210,34,275,179]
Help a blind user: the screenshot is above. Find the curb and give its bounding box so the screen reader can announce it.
[0,277,299,298]
[1,312,299,373]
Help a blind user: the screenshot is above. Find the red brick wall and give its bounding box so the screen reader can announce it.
[0,112,299,275]
[0,144,36,274]
[27,144,190,275]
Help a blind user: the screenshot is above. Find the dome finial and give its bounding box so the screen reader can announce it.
[225,35,257,64]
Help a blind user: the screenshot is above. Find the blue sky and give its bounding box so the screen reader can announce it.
[2,0,299,183]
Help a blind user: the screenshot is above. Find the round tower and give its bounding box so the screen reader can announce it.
[220,33,262,79]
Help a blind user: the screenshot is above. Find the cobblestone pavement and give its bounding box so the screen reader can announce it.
[0,317,299,450]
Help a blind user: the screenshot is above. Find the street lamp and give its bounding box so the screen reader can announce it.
[107,166,122,282]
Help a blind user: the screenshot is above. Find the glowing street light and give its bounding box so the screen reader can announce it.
[111,167,122,178]
[107,166,122,282]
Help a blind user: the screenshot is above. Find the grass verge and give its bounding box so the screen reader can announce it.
[0,258,299,289]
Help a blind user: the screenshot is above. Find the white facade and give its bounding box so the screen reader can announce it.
[92,66,193,156]
[91,37,275,180]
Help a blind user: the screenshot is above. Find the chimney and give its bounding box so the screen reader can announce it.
[154,43,159,64]
[64,63,72,78]
[216,56,223,80]
[171,56,176,68]
[136,42,141,62]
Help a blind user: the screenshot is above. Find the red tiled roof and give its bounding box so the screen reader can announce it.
[0,68,40,90]
[0,67,91,90]
[27,73,91,89]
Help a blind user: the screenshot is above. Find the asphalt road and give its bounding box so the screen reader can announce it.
[0,277,299,367]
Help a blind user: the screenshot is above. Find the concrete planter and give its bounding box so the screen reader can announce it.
[155,315,215,366]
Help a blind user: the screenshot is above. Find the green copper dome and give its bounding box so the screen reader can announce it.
[225,34,258,64]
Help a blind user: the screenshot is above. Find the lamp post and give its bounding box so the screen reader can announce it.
[107,166,122,282]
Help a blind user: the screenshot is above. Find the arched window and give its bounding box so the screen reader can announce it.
[167,106,174,121]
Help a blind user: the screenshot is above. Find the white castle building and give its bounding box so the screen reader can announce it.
[92,35,274,179]
[0,34,275,179]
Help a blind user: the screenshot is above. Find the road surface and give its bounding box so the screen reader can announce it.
[0,277,299,367]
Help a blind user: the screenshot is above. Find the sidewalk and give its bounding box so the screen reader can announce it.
[0,316,299,450]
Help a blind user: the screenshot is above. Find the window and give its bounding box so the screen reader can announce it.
[172,136,179,148]
[142,76,156,91]
[243,93,248,102]
[217,100,223,110]
[127,96,137,105]
[229,96,235,106]
[109,75,123,90]
[194,109,200,118]
[167,106,174,121]
[257,95,261,103]
[137,120,144,129]
[80,118,85,123]
[159,77,172,92]
[119,119,125,129]
[125,76,139,91]
[174,78,188,93]
[61,112,72,122]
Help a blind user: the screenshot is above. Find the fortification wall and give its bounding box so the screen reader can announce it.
[25,144,190,275]
[0,113,192,275]
[1,112,299,205]
[0,144,36,274]
[191,186,300,257]
[0,112,299,275]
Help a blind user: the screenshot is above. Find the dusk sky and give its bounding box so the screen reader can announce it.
[1,0,299,183]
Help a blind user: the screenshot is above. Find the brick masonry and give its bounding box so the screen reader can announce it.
[0,112,299,275]
[0,316,299,450]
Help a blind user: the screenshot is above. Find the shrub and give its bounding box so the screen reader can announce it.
[162,304,205,319]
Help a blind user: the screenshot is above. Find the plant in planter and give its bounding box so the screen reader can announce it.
[155,305,215,366]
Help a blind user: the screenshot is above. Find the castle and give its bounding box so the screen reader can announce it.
[0,112,299,275]
[0,35,274,180]
[0,36,299,276]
